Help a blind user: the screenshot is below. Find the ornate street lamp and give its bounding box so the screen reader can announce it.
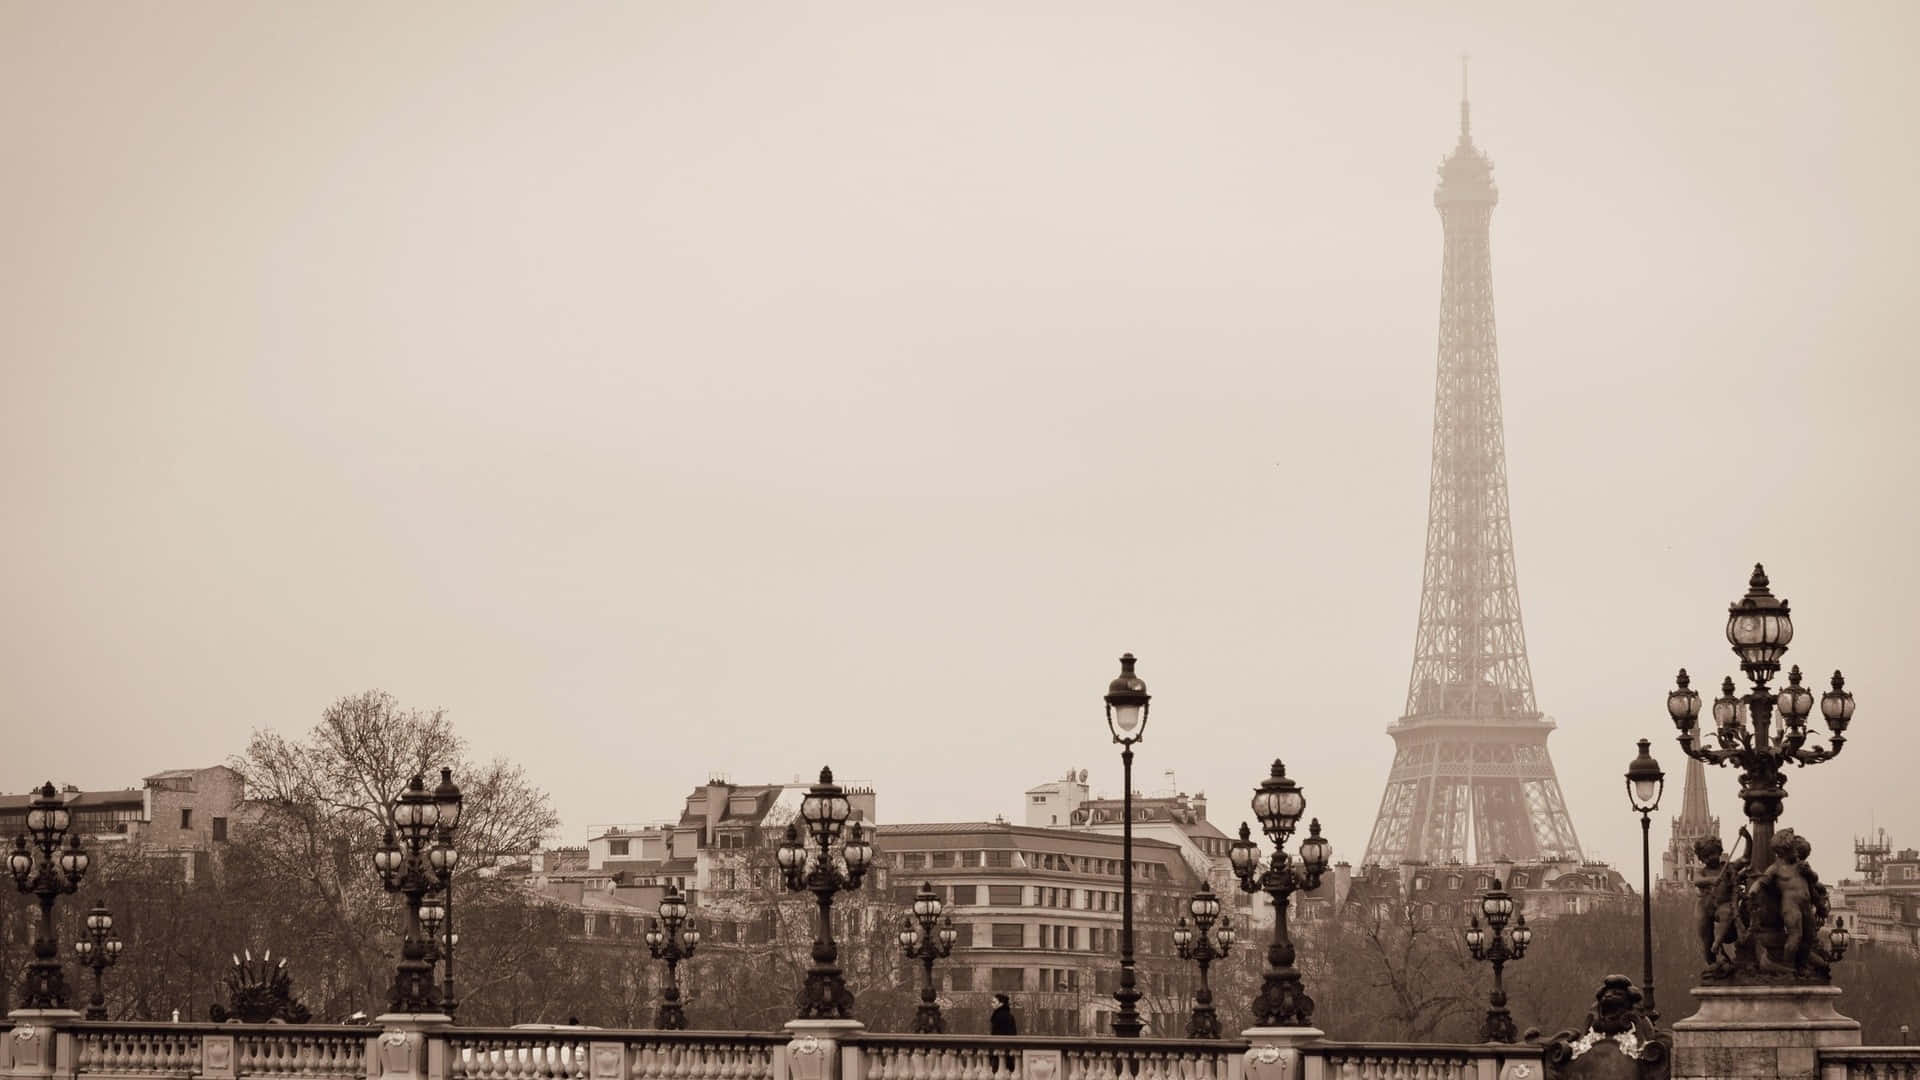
[429,767,463,1018]
[645,884,701,1029]
[1171,886,1234,1038]
[1464,880,1531,1042]
[9,781,90,1010]
[1624,739,1665,1021]
[374,772,458,1015]
[73,902,123,1020]
[1102,652,1151,1036]
[898,882,958,1033]
[1228,760,1330,1028]
[1667,565,1855,982]
[776,766,876,1020]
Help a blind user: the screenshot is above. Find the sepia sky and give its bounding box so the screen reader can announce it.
[4,2,1917,880]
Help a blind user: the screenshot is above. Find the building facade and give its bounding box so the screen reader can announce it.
[0,765,251,881]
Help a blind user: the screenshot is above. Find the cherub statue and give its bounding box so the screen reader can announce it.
[1749,828,1818,976]
[1692,835,1725,964]
[1702,829,1749,976]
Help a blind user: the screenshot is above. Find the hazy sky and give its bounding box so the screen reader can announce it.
[4,3,1916,880]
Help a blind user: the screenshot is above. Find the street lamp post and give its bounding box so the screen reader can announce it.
[73,902,123,1020]
[8,781,90,1011]
[1228,761,1331,1029]
[897,882,957,1033]
[1171,886,1234,1038]
[1625,739,1665,1021]
[1666,565,1856,982]
[1102,652,1151,1037]
[776,767,875,1021]
[645,884,701,1029]
[1464,880,1532,1043]
[430,768,463,1019]
[374,773,460,1015]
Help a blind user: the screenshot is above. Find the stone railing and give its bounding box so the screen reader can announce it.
[0,1017,1542,1080]
[445,1028,787,1080]
[1819,1047,1920,1080]
[56,1022,371,1080]
[857,1033,1243,1080]
[1308,1042,1541,1080]
[72,1024,209,1077]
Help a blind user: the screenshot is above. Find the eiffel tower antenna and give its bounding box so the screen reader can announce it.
[1460,54,1470,138]
[1361,79,1585,868]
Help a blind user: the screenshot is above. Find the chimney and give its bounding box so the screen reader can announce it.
[1334,861,1352,908]
[1191,793,1206,821]
[704,779,729,846]
[1492,854,1514,889]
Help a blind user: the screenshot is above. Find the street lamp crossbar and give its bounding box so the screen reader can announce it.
[1464,880,1532,1043]
[9,780,90,1011]
[776,766,875,1021]
[73,901,123,1020]
[1173,887,1234,1038]
[646,884,700,1029]
[899,882,957,1033]
[1228,760,1330,1029]
[373,768,462,1016]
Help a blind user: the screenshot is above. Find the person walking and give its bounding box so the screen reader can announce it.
[989,994,1017,1035]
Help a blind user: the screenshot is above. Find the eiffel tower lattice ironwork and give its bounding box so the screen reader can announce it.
[1361,76,1585,867]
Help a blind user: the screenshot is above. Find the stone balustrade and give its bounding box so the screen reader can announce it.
[0,1018,1552,1080]
[1309,1042,1540,1080]
[1818,1047,1920,1080]
[447,1028,786,1080]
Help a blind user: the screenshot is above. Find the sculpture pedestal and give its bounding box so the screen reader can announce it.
[1242,1027,1324,1080]
[370,1014,452,1080]
[782,1020,863,1080]
[3,1010,80,1080]
[1672,985,1858,1080]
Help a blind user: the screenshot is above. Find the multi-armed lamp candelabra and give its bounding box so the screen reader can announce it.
[1228,761,1331,1029]
[8,781,90,1010]
[1463,880,1532,1043]
[1171,886,1235,1038]
[645,884,701,1029]
[1667,565,1856,981]
[73,902,123,1020]
[897,882,958,1033]
[776,767,875,1021]
[373,770,462,1015]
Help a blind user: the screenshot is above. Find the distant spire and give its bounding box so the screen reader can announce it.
[1459,54,1471,140]
[1674,756,1714,834]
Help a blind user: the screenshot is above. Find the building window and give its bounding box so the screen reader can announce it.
[991,923,1025,948]
[990,967,1025,992]
[609,839,629,856]
[900,852,926,869]
[951,884,978,905]
[986,851,1013,868]
[946,967,974,991]
[211,817,227,843]
[180,808,192,829]
[930,851,954,868]
[950,922,974,947]
[987,885,1024,906]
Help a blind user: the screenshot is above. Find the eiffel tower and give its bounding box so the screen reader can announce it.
[1361,74,1584,867]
